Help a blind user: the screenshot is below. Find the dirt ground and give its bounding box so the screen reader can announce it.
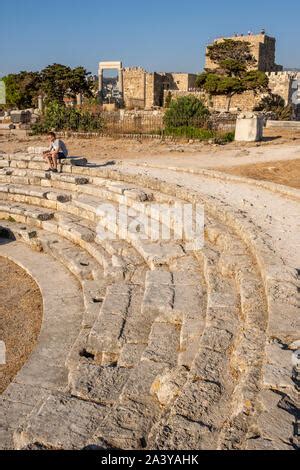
[222,159,300,189]
[1,128,300,189]
[0,256,43,393]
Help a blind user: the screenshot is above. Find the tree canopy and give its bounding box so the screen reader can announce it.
[2,64,94,109]
[196,39,269,110]
[2,71,41,109]
[206,39,257,74]
[40,64,93,104]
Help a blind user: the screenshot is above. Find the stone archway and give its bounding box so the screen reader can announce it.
[98,61,123,104]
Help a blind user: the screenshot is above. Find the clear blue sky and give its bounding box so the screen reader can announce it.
[1,0,300,77]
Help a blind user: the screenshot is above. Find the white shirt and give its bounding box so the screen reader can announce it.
[49,139,68,157]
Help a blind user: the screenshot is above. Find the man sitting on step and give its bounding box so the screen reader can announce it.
[43,132,68,173]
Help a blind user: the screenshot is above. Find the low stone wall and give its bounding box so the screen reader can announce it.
[266,120,300,129]
[164,89,261,112]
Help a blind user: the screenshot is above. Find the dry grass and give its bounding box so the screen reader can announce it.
[221,159,300,190]
[0,257,42,393]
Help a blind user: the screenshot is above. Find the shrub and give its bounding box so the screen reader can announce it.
[213,131,235,144]
[31,101,104,134]
[164,96,210,128]
[164,126,214,140]
[254,94,293,121]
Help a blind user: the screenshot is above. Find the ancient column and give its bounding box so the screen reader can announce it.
[38,95,44,113]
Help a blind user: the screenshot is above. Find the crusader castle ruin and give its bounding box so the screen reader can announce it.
[98,32,300,113]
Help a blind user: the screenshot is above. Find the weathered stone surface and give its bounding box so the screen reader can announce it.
[171,379,225,427]
[151,414,217,450]
[142,271,173,320]
[0,398,35,429]
[123,188,149,202]
[192,347,232,385]
[255,390,296,447]
[94,399,160,449]
[87,284,131,358]
[118,343,145,368]
[263,342,295,391]
[151,366,188,406]
[82,279,107,327]
[136,240,185,269]
[14,394,107,450]
[69,363,130,405]
[142,322,180,367]
[120,360,168,403]
[200,326,234,354]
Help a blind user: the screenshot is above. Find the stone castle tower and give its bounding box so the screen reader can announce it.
[205,33,283,73]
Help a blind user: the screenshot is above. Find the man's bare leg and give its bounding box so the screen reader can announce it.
[46,154,54,169]
[50,152,58,171]
[43,152,53,170]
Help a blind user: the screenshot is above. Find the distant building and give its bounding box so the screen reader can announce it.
[98,62,197,109]
[122,68,197,109]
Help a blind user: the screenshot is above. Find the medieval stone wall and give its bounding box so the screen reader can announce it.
[123,68,197,109]
[123,67,146,109]
[163,89,261,112]
[266,71,296,104]
[163,71,297,112]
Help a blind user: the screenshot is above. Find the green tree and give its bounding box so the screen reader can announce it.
[206,39,256,73]
[2,71,41,108]
[163,95,210,128]
[40,64,93,104]
[196,39,269,111]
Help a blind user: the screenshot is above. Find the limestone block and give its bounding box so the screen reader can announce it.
[118,343,145,368]
[263,342,296,391]
[151,366,188,406]
[151,413,217,450]
[255,389,295,447]
[142,322,180,367]
[120,360,167,403]
[135,240,185,269]
[82,279,107,327]
[14,394,107,450]
[27,146,48,154]
[200,326,234,354]
[0,160,9,168]
[87,284,131,357]
[142,281,173,319]
[94,398,159,450]
[171,379,223,428]
[235,113,264,142]
[69,363,130,405]
[123,189,150,202]
[46,191,71,203]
